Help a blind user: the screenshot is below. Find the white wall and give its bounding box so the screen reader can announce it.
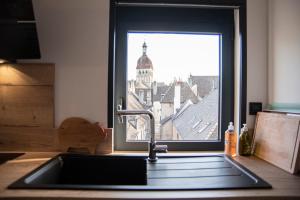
[246,0,268,128]
[268,0,300,105]
[31,0,110,127]
[29,0,270,129]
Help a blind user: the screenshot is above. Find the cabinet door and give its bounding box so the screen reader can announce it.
[0,0,34,21]
[0,22,40,59]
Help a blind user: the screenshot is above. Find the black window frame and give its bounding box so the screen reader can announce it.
[108,0,247,151]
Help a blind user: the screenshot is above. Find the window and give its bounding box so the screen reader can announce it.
[108,0,247,151]
[127,32,220,142]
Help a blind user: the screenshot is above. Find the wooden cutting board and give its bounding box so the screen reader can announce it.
[58,117,112,154]
[253,112,300,174]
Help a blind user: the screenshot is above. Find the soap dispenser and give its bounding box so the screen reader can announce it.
[239,124,252,156]
[225,122,237,157]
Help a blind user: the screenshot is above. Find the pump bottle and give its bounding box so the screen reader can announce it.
[225,122,237,157]
[239,124,252,156]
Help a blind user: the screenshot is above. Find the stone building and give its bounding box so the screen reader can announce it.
[126,42,154,140]
[136,42,153,85]
[134,42,153,106]
[159,81,199,140]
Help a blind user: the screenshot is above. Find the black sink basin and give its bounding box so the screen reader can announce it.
[9,154,147,189]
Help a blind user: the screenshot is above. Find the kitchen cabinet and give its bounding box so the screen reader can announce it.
[0,0,34,21]
[0,0,40,59]
[0,22,40,59]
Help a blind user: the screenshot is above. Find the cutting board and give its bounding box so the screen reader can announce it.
[58,117,112,154]
[253,112,300,174]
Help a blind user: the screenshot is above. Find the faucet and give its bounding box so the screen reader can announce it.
[116,104,168,162]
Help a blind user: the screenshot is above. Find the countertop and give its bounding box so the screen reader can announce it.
[0,152,300,200]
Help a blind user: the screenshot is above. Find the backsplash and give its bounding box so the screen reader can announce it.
[0,63,57,151]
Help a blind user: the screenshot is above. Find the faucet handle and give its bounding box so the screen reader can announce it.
[154,144,168,153]
[117,102,124,123]
[117,104,123,111]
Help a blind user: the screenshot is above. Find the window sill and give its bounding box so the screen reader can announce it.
[111,150,223,156]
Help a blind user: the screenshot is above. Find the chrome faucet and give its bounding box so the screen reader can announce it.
[116,104,168,162]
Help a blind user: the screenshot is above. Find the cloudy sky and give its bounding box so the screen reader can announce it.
[127,32,220,84]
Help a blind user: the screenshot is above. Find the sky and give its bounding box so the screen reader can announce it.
[127,32,220,84]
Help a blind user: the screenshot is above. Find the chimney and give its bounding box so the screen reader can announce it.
[211,79,217,90]
[174,82,181,113]
[139,90,144,103]
[160,94,165,101]
[153,81,157,95]
[188,74,193,86]
[128,80,135,93]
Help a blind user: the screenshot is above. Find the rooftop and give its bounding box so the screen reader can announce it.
[173,89,219,140]
[161,81,199,104]
[188,75,219,98]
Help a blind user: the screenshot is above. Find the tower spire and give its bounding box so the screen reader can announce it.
[142,41,147,55]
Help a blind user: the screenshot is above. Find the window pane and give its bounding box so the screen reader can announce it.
[126,32,220,141]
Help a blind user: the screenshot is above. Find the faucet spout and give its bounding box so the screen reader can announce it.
[116,105,167,162]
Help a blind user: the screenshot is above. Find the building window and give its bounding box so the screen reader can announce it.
[108,0,247,151]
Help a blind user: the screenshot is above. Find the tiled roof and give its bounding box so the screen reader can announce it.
[127,91,151,109]
[127,92,144,110]
[136,55,153,69]
[161,82,199,104]
[173,89,219,140]
[173,99,193,119]
[153,85,170,102]
[189,76,219,98]
[135,81,151,89]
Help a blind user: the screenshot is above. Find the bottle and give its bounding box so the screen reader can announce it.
[225,122,237,157]
[239,124,252,156]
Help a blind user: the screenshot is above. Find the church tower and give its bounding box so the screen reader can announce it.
[136,42,153,86]
[135,42,153,106]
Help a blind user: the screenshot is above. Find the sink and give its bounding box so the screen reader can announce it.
[8,154,271,190]
[9,154,147,189]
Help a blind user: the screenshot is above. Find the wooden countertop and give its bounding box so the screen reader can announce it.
[0,152,300,200]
